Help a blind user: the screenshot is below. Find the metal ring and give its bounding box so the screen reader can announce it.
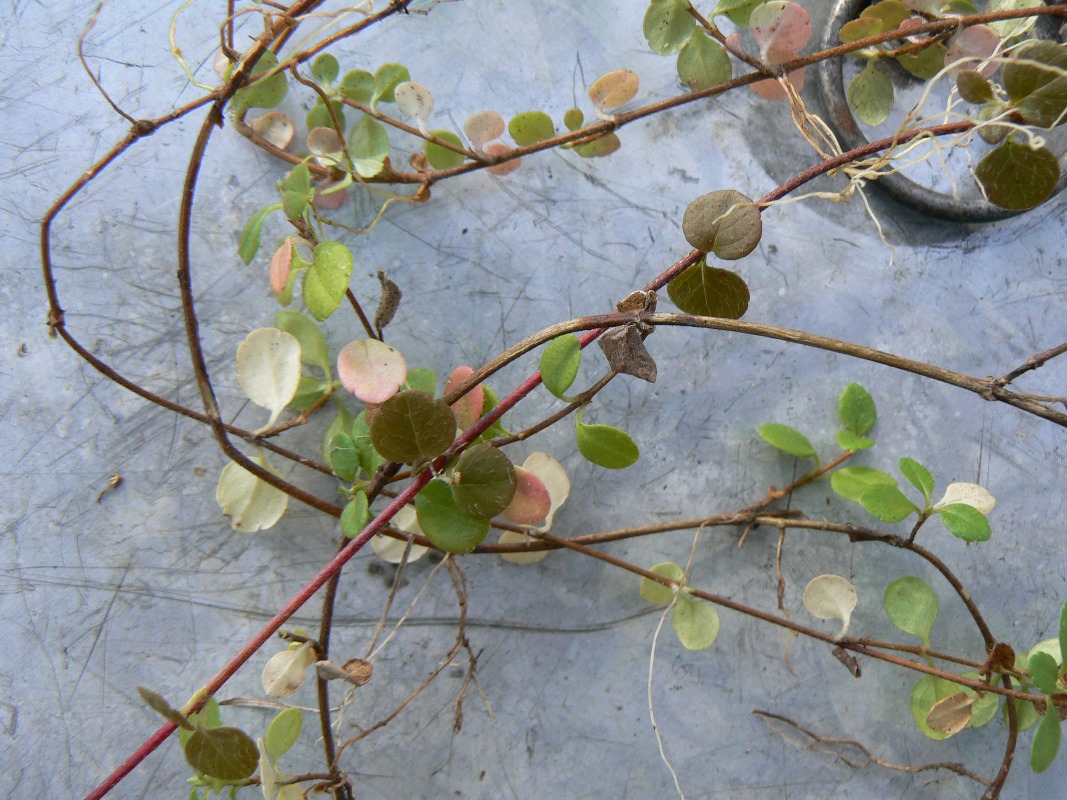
[814,0,1067,222]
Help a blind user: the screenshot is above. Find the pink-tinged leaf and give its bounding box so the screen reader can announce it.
[750,49,806,100]
[899,17,923,33]
[946,25,1001,77]
[484,142,521,175]
[270,238,293,294]
[338,339,408,404]
[751,2,812,57]
[501,467,553,524]
[251,111,295,150]
[725,32,743,54]
[464,110,506,152]
[445,365,484,430]
[522,452,571,532]
[313,180,347,210]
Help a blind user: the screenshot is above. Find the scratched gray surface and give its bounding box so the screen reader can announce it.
[2,1,1066,798]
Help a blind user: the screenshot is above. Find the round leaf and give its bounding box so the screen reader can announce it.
[369,390,456,464]
[498,530,549,565]
[576,418,639,469]
[501,466,552,525]
[677,30,731,91]
[484,142,522,175]
[274,310,329,376]
[838,382,876,435]
[445,365,484,430]
[926,691,975,737]
[394,81,434,135]
[464,110,506,152]
[937,503,991,542]
[540,334,581,399]
[758,423,816,459]
[264,707,302,761]
[311,53,339,86]
[508,111,554,146]
[347,115,390,179]
[933,482,996,514]
[1003,41,1067,128]
[449,443,516,518]
[232,52,287,114]
[750,1,812,55]
[183,726,258,781]
[643,0,696,56]
[340,70,374,103]
[588,70,639,112]
[337,338,407,405]
[681,190,762,259]
[216,454,289,532]
[910,675,963,740]
[425,130,466,170]
[250,111,295,150]
[575,132,622,158]
[415,478,490,553]
[304,241,354,321]
[884,576,938,648]
[236,328,302,428]
[802,574,858,640]
[956,70,994,104]
[667,261,750,318]
[848,62,894,127]
[975,139,1060,211]
[523,451,571,532]
[859,484,919,523]
[371,63,411,108]
[372,505,428,564]
[640,561,685,605]
[563,107,584,131]
[831,466,896,502]
[672,596,720,650]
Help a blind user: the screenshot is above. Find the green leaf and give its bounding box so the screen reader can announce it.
[232,52,288,115]
[758,423,817,459]
[281,162,313,222]
[835,430,874,451]
[667,261,750,318]
[183,725,258,781]
[898,457,934,504]
[956,70,994,104]
[328,433,360,482]
[476,384,511,440]
[575,414,639,469]
[351,411,385,476]
[303,241,353,321]
[369,390,456,464]
[575,132,622,158]
[340,492,370,538]
[405,368,437,395]
[848,62,894,127]
[508,111,555,146]
[137,687,193,730]
[1059,599,1067,668]
[681,190,762,260]
[312,53,339,86]
[672,595,720,650]
[937,503,991,542]
[181,697,222,747]
[540,334,581,400]
[425,130,466,169]
[831,466,896,502]
[288,375,330,411]
[958,670,1000,729]
[643,0,696,55]
[1003,41,1067,129]
[448,443,517,518]
[1029,651,1059,696]
[860,484,919,523]
[839,17,883,42]
[216,454,289,532]
[713,0,764,26]
[1031,703,1062,773]
[884,576,938,649]
[264,706,302,761]
[322,398,355,464]
[677,30,731,91]
[415,478,490,553]
[371,63,411,108]
[347,115,390,178]
[838,383,876,435]
[910,675,965,740]
[896,41,946,80]
[976,138,1061,211]
[274,310,330,376]
[306,100,346,135]
[563,107,584,131]
[987,0,1042,40]
[860,0,910,32]
[238,204,281,264]
[340,69,374,103]
[640,562,685,605]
